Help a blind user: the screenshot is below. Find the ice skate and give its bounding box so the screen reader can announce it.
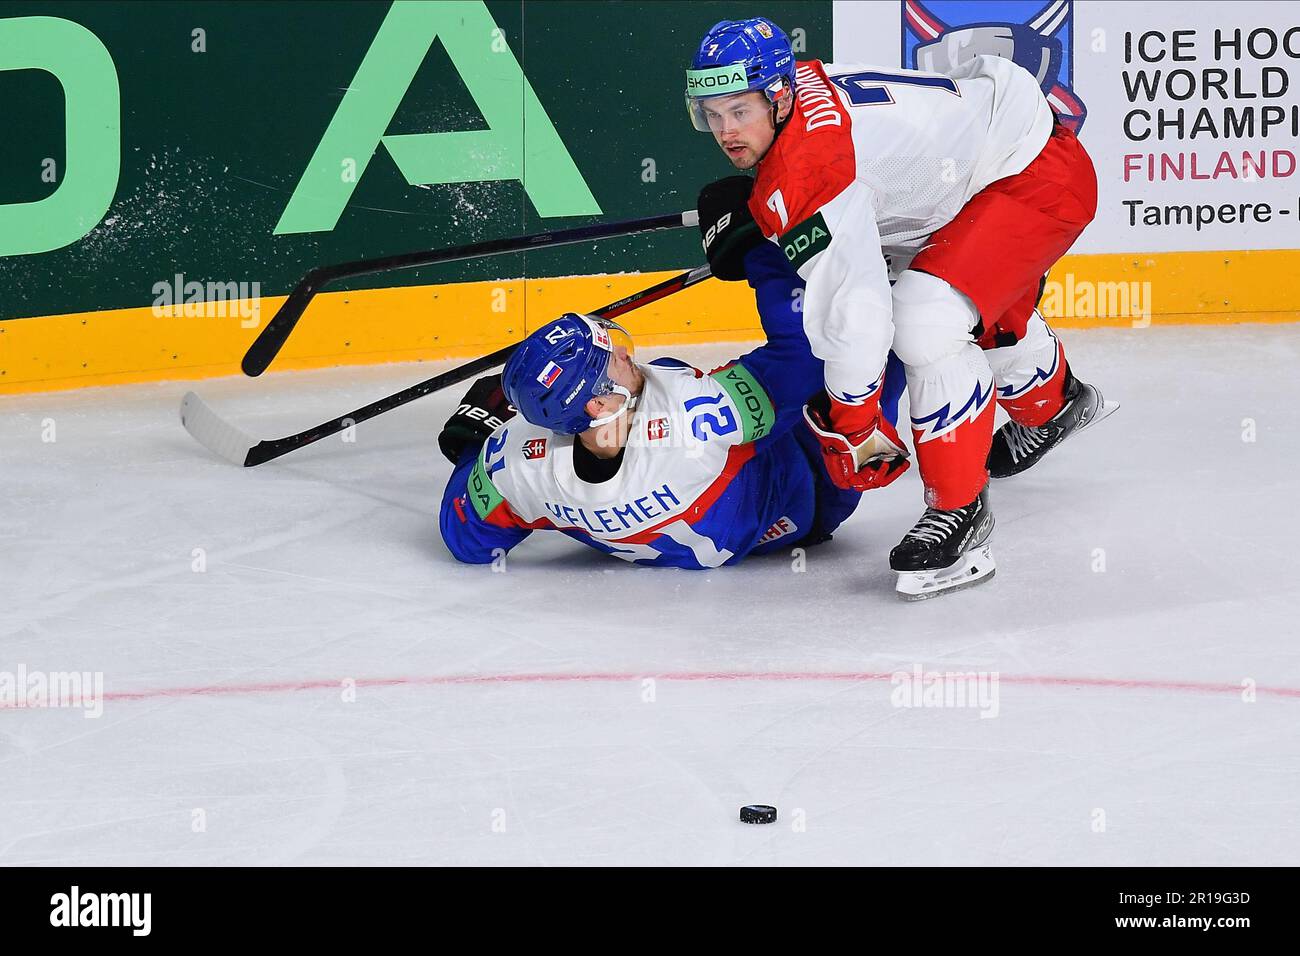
[988,372,1119,479]
[890,487,996,601]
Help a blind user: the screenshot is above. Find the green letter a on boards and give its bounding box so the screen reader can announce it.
[275,0,600,234]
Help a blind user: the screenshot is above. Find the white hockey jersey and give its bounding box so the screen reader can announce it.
[748,55,1054,404]
[453,359,808,569]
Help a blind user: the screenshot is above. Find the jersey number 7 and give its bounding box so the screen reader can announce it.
[829,70,959,106]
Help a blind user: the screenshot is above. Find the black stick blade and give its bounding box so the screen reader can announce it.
[242,278,321,377]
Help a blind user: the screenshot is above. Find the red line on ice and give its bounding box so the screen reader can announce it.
[23,670,1297,707]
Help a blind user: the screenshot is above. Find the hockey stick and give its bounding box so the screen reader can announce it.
[181,264,714,467]
[241,210,701,377]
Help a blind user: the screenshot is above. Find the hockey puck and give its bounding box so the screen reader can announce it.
[739,804,777,824]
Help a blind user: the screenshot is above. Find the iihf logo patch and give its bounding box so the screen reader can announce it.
[537,361,563,389]
[523,438,548,460]
[646,418,670,441]
[902,0,1087,131]
[758,516,798,544]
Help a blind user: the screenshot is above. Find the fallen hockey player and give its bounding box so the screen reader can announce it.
[437,189,904,571]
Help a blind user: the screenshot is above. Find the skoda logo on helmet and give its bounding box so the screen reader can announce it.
[686,67,747,93]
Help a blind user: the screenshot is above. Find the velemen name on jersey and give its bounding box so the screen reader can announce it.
[543,483,682,536]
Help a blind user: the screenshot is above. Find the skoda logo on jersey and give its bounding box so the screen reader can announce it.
[901,0,1087,130]
[780,212,831,271]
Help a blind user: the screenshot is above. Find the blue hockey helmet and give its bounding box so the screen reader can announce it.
[686,17,796,132]
[502,313,636,435]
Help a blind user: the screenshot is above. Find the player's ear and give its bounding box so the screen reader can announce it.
[775,88,794,123]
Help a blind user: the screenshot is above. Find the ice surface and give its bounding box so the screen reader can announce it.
[2,325,1298,866]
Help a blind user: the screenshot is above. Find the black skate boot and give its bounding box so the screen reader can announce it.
[988,371,1117,479]
[890,487,995,601]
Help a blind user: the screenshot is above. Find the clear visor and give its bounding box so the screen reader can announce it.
[579,316,635,397]
[685,63,760,132]
[686,77,786,133]
[583,317,637,427]
[686,92,764,133]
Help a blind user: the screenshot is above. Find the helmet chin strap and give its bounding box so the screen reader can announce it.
[588,385,638,429]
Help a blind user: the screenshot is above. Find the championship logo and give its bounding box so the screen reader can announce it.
[902,0,1087,130]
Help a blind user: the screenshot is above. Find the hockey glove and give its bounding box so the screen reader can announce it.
[803,391,911,492]
[438,373,516,464]
[697,176,765,281]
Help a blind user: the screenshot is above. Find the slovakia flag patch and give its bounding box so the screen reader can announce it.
[537,361,563,388]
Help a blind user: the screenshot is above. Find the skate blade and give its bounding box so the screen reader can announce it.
[1057,397,1120,452]
[1086,399,1121,430]
[895,545,996,602]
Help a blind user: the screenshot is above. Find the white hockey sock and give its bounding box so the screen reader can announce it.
[983,312,1062,402]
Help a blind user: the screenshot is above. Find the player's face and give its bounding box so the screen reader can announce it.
[702,92,777,169]
[584,346,639,422]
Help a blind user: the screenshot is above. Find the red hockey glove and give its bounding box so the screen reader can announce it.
[803,392,910,492]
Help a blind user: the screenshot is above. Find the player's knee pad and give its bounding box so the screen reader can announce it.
[890,270,980,370]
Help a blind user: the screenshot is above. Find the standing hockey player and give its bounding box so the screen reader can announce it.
[684,16,1112,598]
[437,184,902,569]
